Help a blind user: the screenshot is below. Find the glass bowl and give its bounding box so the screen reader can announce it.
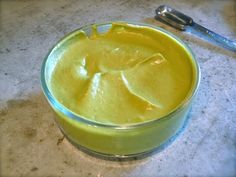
[41,21,200,158]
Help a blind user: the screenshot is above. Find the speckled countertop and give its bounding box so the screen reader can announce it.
[0,0,236,176]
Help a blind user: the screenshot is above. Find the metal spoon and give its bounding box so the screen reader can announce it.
[155,5,236,52]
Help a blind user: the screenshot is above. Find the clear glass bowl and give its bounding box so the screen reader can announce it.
[41,21,200,158]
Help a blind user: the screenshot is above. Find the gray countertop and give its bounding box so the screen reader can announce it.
[0,0,236,176]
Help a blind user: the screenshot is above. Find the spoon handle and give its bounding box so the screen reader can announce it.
[190,22,236,52]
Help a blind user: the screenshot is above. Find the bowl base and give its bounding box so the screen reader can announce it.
[57,112,191,161]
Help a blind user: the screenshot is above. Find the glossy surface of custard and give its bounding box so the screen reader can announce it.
[50,23,193,125]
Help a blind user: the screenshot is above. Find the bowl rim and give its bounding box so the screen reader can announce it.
[41,21,201,129]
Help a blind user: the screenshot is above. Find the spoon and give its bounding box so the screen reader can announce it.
[155,5,236,52]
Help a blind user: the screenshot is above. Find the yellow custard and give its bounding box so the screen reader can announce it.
[42,22,199,156]
[50,23,193,125]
